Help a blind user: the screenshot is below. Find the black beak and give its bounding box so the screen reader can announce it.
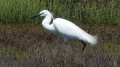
[29,14,40,19]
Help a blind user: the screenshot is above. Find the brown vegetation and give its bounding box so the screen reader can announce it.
[0,24,119,67]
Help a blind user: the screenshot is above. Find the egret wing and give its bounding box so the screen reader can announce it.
[53,18,87,40]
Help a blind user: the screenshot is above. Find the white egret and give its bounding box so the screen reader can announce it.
[30,10,97,51]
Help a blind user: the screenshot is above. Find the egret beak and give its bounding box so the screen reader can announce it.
[29,14,41,19]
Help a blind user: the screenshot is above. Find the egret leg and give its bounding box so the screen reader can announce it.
[81,41,86,52]
[64,37,68,45]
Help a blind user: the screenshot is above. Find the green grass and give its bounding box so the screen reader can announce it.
[0,0,120,25]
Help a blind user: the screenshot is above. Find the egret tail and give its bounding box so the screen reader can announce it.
[88,35,97,45]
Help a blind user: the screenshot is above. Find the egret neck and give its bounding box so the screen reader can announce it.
[42,13,56,33]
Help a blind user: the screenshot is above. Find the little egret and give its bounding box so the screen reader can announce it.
[30,10,97,51]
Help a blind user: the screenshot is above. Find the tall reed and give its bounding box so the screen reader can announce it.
[0,0,120,25]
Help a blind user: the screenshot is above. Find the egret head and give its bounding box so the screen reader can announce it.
[29,10,50,19]
[39,10,50,16]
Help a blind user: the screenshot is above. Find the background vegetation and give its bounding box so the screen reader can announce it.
[0,0,120,25]
[0,0,120,67]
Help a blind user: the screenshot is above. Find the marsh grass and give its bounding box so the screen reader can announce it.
[0,0,120,25]
[0,24,119,67]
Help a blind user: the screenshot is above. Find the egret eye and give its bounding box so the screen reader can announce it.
[40,12,44,15]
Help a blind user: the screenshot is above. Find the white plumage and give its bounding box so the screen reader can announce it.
[30,10,97,51]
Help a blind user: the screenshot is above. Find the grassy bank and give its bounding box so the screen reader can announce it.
[0,24,119,66]
[0,0,120,25]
